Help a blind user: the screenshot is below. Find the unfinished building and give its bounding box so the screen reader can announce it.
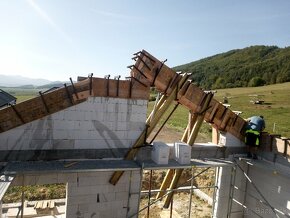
[0,50,289,218]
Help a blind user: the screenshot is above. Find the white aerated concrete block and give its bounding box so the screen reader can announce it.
[174,142,191,164]
[151,141,170,164]
[219,132,245,147]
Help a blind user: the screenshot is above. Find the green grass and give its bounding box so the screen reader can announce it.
[1,87,39,103]
[148,82,290,138]
[214,82,290,137]
[3,184,66,203]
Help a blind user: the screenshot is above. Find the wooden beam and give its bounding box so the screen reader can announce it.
[163,169,183,208]
[156,93,213,207]
[133,50,247,141]
[109,75,188,185]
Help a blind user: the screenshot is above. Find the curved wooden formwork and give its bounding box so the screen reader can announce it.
[132,50,246,140]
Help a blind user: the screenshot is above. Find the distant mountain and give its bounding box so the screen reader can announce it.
[0,74,52,87]
[174,45,290,89]
[37,82,66,89]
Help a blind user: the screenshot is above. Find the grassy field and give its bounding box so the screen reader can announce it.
[148,82,290,139]
[214,82,290,137]
[1,87,40,102]
[148,82,290,138]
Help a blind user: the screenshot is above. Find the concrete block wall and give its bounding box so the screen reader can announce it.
[11,170,142,218]
[66,170,141,218]
[0,97,147,160]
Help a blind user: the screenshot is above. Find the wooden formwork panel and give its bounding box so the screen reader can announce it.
[286,139,290,156]
[272,137,287,154]
[132,50,247,141]
[178,84,205,113]
[134,52,181,95]
[0,76,150,134]
[91,78,149,99]
[260,132,272,152]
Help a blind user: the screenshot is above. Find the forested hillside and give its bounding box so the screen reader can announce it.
[174,45,290,89]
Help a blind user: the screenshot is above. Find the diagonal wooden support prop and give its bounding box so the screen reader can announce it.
[156,93,214,207]
[109,75,189,185]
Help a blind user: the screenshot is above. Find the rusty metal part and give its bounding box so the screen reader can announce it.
[39,91,49,113]
[64,83,74,105]
[70,77,79,99]
[11,105,24,124]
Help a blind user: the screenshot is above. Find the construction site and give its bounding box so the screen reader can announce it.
[0,50,289,218]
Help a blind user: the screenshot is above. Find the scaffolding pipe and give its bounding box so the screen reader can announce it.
[235,160,280,218]
[188,167,194,217]
[147,170,153,218]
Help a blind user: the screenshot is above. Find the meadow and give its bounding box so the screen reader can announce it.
[148,82,290,138]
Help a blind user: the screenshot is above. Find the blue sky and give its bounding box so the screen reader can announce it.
[0,0,290,81]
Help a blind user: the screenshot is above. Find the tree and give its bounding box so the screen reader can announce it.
[248,77,265,87]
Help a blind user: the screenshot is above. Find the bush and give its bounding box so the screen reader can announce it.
[248,77,265,87]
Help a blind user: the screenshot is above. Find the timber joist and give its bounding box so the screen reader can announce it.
[0,77,149,133]
[131,50,247,140]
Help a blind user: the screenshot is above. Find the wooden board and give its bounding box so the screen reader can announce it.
[0,76,150,134]
[131,50,247,140]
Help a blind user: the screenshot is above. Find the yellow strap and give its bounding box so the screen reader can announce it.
[246,129,260,136]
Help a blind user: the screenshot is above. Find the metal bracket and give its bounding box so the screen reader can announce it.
[114,75,121,97]
[64,84,74,105]
[151,59,167,87]
[11,105,24,124]
[89,73,93,95]
[127,65,148,79]
[39,91,49,113]
[104,75,110,97]
[70,78,79,99]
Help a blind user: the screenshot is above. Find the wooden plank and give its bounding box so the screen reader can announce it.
[0,75,149,134]
[110,75,188,185]
[134,50,247,140]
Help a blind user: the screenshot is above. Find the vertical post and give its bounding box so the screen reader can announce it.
[0,200,2,218]
[89,73,93,95]
[227,166,237,217]
[212,125,219,144]
[104,75,110,97]
[170,195,173,218]
[126,171,133,217]
[21,175,25,218]
[136,166,144,217]
[69,77,79,99]
[188,166,194,217]
[211,167,219,216]
[242,164,250,216]
[147,170,153,218]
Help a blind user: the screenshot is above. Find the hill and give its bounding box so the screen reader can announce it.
[0,74,52,87]
[174,45,290,89]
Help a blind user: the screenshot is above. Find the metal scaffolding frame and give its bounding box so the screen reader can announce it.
[132,160,232,218]
[226,158,285,218]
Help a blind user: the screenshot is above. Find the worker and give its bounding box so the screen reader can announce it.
[245,115,265,159]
